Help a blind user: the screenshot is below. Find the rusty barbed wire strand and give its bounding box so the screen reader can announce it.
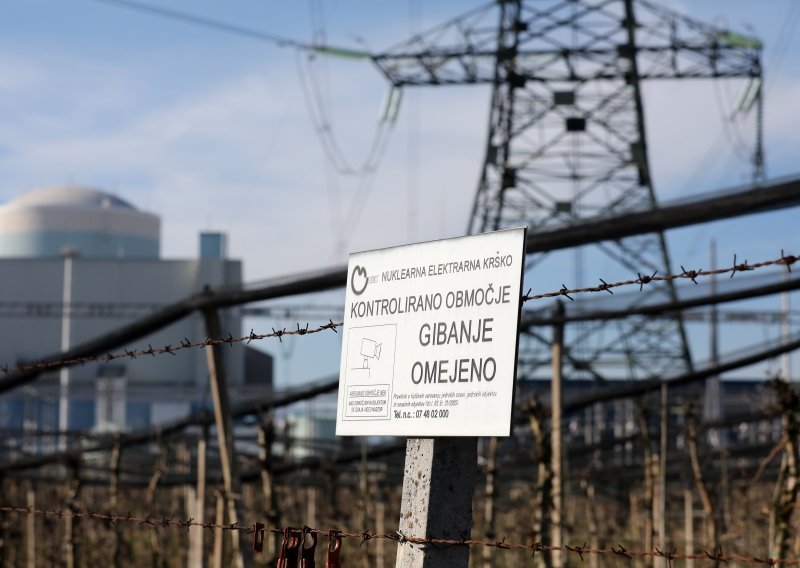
[521,250,797,301]
[0,320,341,375]
[1,250,795,377]
[1,504,799,565]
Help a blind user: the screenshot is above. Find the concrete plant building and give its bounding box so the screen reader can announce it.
[0,186,271,444]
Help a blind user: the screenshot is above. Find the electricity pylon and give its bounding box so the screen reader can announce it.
[373,0,763,381]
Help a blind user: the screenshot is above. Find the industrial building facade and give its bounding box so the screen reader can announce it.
[0,187,272,445]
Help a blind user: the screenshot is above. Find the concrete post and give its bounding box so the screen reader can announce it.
[395,437,478,568]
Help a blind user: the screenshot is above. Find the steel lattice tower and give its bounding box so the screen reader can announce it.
[373,0,763,382]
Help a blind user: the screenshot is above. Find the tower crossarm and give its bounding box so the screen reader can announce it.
[372,0,762,86]
[369,0,766,382]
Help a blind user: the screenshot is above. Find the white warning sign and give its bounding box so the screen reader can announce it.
[335,228,526,437]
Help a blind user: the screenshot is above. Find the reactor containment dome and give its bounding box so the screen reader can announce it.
[0,186,160,259]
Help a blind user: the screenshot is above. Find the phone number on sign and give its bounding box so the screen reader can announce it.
[393,409,450,420]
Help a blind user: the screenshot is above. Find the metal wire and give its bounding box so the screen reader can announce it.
[521,251,797,301]
[0,320,341,375]
[1,250,795,377]
[1,505,798,565]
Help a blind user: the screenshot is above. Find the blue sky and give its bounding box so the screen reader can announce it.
[0,0,798,386]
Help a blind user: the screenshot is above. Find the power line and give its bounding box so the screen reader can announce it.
[295,46,400,250]
[294,50,356,175]
[88,0,311,50]
[766,0,800,91]
[89,0,385,257]
[294,0,401,253]
[110,0,388,183]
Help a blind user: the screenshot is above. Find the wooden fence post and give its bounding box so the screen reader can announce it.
[687,408,717,552]
[770,380,799,560]
[203,308,246,568]
[638,408,655,567]
[109,436,123,567]
[525,396,551,568]
[63,459,81,568]
[258,417,280,559]
[551,301,565,568]
[212,491,225,568]
[684,489,694,568]
[657,384,668,567]
[147,444,167,566]
[581,479,599,568]
[482,436,498,568]
[188,426,208,568]
[375,480,385,568]
[25,481,35,568]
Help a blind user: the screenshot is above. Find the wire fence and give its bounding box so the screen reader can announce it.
[0,250,795,377]
[1,504,799,566]
[0,251,797,566]
[0,320,341,375]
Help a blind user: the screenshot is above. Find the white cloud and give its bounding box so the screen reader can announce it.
[0,51,490,279]
[0,11,795,286]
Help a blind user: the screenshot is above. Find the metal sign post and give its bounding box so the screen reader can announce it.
[335,229,526,568]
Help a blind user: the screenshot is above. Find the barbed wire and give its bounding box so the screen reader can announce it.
[521,251,797,301]
[0,320,341,375]
[1,504,798,565]
[1,250,795,377]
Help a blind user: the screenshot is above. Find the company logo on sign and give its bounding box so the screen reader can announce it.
[351,265,368,296]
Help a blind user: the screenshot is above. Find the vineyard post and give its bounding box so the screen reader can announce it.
[25,481,34,568]
[684,489,694,568]
[203,308,245,568]
[551,300,565,568]
[188,425,207,568]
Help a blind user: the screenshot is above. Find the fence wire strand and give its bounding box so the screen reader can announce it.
[0,320,341,375]
[1,504,799,566]
[1,250,795,377]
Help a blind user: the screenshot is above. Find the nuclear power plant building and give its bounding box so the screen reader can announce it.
[0,187,272,442]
